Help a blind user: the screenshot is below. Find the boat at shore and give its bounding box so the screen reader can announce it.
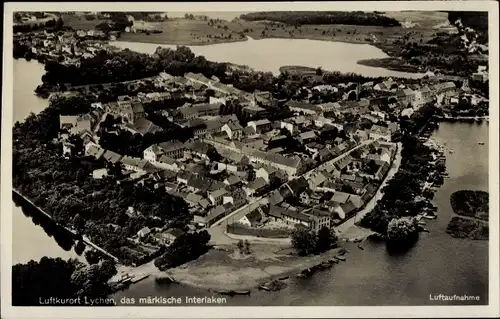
[131,274,150,284]
[334,255,346,261]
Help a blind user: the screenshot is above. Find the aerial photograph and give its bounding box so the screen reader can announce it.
[7,6,492,311]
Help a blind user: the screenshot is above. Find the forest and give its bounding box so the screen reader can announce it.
[12,96,192,265]
[239,11,401,27]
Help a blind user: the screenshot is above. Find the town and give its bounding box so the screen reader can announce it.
[10,10,491,306]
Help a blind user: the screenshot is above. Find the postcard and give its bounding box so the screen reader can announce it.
[1,1,498,318]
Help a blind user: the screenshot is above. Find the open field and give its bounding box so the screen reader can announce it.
[382,11,451,29]
[61,14,109,30]
[119,18,247,45]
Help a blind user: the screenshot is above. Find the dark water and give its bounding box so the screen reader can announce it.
[12,59,489,305]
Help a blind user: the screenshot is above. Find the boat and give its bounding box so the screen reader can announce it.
[258,285,271,291]
[234,290,251,295]
[334,255,346,261]
[358,244,364,250]
[449,149,454,154]
[422,214,437,220]
[131,274,150,284]
[478,142,485,145]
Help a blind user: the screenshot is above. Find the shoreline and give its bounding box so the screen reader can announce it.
[151,245,349,292]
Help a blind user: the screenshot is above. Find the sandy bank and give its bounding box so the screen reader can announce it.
[159,244,347,291]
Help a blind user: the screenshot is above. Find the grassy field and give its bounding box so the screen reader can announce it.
[61,14,109,31]
[119,18,247,45]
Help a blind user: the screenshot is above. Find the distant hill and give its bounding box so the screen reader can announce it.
[239,11,401,27]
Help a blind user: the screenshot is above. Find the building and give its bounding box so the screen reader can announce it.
[247,119,272,134]
[176,103,221,120]
[85,142,105,159]
[208,189,228,206]
[221,122,244,140]
[243,177,268,197]
[59,114,93,135]
[286,101,321,115]
[92,168,108,179]
[158,140,185,159]
[368,125,391,142]
[301,208,331,232]
[238,209,264,227]
[162,228,185,243]
[137,226,151,238]
[255,166,278,183]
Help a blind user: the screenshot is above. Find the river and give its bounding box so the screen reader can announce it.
[12,58,488,305]
[109,38,423,78]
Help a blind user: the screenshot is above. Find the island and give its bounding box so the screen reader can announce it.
[446,190,489,240]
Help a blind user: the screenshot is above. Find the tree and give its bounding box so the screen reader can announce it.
[85,249,101,265]
[247,169,256,182]
[13,257,80,305]
[244,239,251,254]
[291,228,316,256]
[315,226,337,253]
[74,240,86,255]
[386,217,418,242]
[236,239,244,253]
[316,67,323,76]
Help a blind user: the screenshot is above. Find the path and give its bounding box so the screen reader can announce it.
[335,142,403,237]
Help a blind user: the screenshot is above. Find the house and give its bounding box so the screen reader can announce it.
[85,142,105,159]
[308,171,327,189]
[247,119,272,134]
[255,165,278,184]
[59,114,93,135]
[369,125,391,142]
[162,228,185,243]
[298,131,317,144]
[301,208,331,232]
[208,188,228,206]
[221,121,244,140]
[205,205,230,226]
[184,141,211,160]
[143,144,164,162]
[105,100,145,124]
[158,140,185,159]
[238,209,264,227]
[176,103,221,120]
[125,118,163,136]
[156,155,180,172]
[137,226,151,239]
[243,177,268,197]
[224,175,242,187]
[120,156,142,172]
[247,150,302,177]
[287,101,321,115]
[103,150,122,164]
[92,168,108,179]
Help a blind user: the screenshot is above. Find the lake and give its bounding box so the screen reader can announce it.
[109,38,423,78]
[12,58,488,305]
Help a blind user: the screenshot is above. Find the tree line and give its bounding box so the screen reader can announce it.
[239,11,401,27]
[12,257,117,306]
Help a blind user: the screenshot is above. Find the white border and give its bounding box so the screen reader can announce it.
[2,2,499,318]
